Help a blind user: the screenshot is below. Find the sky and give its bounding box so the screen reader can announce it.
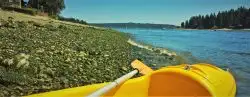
[61,0,250,26]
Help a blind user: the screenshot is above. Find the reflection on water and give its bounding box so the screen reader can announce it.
[116,28,250,96]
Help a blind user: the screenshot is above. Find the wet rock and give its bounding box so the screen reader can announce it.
[122,67,128,71]
[65,58,71,63]
[15,53,30,69]
[78,51,87,57]
[154,49,161,53]
[58,25,67,29]
[36,48,45,53]
[44,68,55,77]
[8,17,14,23]
[14,86,23,91]
[152,64,157,67]
[0,19,134,96]
[2,58,14,67]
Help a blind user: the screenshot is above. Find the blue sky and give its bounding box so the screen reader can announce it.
[61,0,250,25]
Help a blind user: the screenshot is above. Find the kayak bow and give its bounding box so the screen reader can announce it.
[26,63,236,97]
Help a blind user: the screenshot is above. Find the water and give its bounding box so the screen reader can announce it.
[116,28,250,96]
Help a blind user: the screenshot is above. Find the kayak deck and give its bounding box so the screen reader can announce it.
[26,64,236,97]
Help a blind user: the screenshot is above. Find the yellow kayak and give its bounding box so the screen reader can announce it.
[26,63,236,97]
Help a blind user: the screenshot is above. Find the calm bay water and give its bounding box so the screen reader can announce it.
[116,28,250,96]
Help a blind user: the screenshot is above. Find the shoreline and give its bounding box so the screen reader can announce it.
[128,39,187,69]
[128,39,176,57]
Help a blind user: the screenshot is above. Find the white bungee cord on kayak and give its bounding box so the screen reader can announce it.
[86,60,153,97]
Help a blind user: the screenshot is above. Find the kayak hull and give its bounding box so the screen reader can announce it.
[26,64,236,97]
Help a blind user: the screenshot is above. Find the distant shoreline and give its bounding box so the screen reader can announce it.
[177,28,250,31]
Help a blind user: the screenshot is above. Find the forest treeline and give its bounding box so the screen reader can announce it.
[58,16,88,25]
[26,0,65,15]
[28,0,87,24]
[181,7,250,29]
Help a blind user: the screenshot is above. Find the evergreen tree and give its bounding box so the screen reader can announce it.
[247,8,250,28]
[216,12,223,28]
[185,20,189,28]
[28,0,65,15]
[181,22,185,28]
[181,6,250,29]
[21,0,27,7]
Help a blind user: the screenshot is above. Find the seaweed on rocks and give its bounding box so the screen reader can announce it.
[0,17,182,96]
[0,19,133,96]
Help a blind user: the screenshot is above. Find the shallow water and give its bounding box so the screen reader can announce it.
[116,28,250,96]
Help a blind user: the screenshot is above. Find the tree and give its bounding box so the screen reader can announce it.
[246,8,250,28]
[45,0,65,15]
[181,22,185,28]
[28,0,65,15]
[28,0,39,9]
[58,16,87,25]
[21,0,27,7]
[216,12,223,28]
[210,13,216,27]
[185,20,189,28]
[181,6,250,29]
